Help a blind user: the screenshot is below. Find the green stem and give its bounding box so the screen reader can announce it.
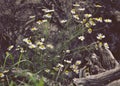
[3,55,9,69]
[17,53,23,67]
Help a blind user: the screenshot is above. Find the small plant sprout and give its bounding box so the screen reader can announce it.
[78,36,85,41]
[97,33,105,40]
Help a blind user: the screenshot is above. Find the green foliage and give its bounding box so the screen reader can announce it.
[0,0,113,86]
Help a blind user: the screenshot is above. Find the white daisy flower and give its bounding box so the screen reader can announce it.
[94,4,102,8]
[36,19,48,24]
[88,28,92,34]
[31,27,38,31]
[0,73,4,78]
[66,50,70,53]
[36,41,43,46]
[64,60,72,64]
[71,9,76,14]
[70,64,78,69]
[53,67,59,71]
[42,9,54,13]
[73,14,80,20]
[23,38,32,45]
[44,69,50,73]
[97,33,105,40]
[73,69,79,74]
[28,44,37,49]
[75,60,81,65]
[89,20,96,26]
[64,70,69,75]
[43,14,52,18]
[93,17,103,22]
[39,44,46,50]
[78,8,85,11]
[42,19,48,23]
[78,36,85,41]
[84,14,92,18]
[60,20,67,23]
[41,38,45,42]
[47,44,54,49]
[104,19,112,23]
[57,63,64,68]
[104,42,109,49]
[29,15,35,18]
[73,3,80,7]
[20,48,26,53]
[8,45,14,51]
[36,20,42,24]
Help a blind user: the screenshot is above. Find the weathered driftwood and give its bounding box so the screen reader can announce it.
[74,66,120,86]
[107,79,120,86]
[74,47,120,86]
[98,47,119,70]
